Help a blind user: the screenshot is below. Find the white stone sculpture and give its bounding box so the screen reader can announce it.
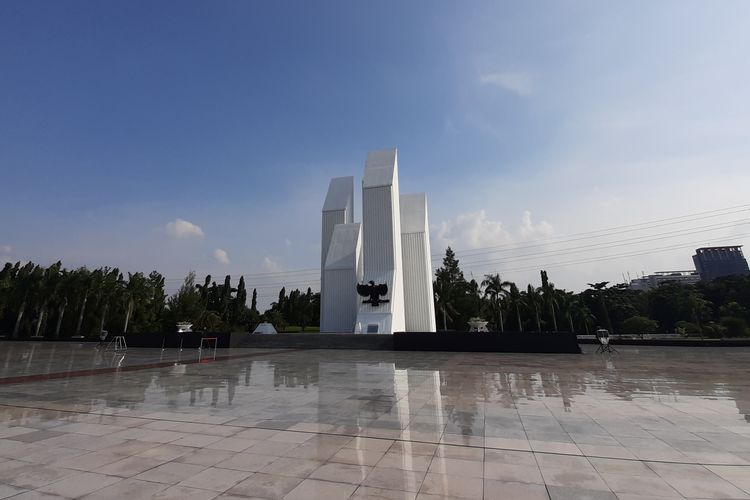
[400,193,437,332]
[320,149,436,334]
[321,223,363,332]
[320,177,354,333]
[355,150,406,335]
[468,318,489,332]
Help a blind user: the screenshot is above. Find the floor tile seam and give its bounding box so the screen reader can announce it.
[3,422,750,468]
[89,453,199,485]
[674,459,750,495]
[32,467,134,498]
[517,399,552,500]
[2,408,746,475]
[9,465,128,496]
[596,465,687,499]
[167,464,250,494]
[0,348,303,386]
[539,398,586,455]
[512,380,552,500]
[482,373,487,500]
[576,408,623,449]
[412,437,439,498]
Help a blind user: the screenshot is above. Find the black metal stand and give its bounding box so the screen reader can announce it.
[596,343,618,354]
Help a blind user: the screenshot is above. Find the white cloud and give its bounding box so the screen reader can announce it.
[261,256,283,273]
[0,245,12,264]
[432,210,554,251]
[519,210,554,240]
[285,238,292,247]
[165,218,204,239]
[479,71,534,96]
[433,209,513,250]
[213,248,230,265]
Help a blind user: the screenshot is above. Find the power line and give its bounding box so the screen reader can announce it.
[453,219,749,268]
[160,202,750,283]
[463,232,750,277]
[432,205,750,261]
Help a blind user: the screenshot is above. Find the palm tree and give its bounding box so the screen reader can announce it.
[540,271,558,331]
[587,281,612,332]
[33,261,62,337]
[195,309,222,331]
[217,275,237,323]
[196,275,212,307]
[0,262,15,322]
[122,272,148,333]
[74,268,93,337]
[100,268,121,335]
[52,270,71,339]
[12,263,39,338]
[506,283,524,332]
[524,284,542,332]
[571,299,596,335]
[481,274,511,332]
[434,280,458,331]
[557,291,577,332]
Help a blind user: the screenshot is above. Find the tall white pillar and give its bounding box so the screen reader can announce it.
[400,193,437,332]
[321,223,362,332]
[320,177,354,332]
[355,149,406,334]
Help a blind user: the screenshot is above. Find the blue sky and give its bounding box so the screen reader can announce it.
[2,1,749,306]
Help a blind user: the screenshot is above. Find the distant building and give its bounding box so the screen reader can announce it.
[692,246,750,282]
[629,271,701,291]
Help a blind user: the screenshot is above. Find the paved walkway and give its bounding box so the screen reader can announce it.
[0,342,749,499]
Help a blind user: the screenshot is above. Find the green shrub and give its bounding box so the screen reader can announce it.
[720,317,749,337]
[620,316,659,335]
[702,322,726,338]
[674,321,701,336]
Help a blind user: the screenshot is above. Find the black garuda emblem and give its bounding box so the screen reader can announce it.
[356,280,389,306]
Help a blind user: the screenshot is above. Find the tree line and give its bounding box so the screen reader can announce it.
[1,247,748,338]
[0,261,319,338]
[433,247,750,337]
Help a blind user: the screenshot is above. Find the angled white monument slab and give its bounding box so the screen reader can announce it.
[400,193,437,332]
[319,149,434,334]
[355,149,406,334]
[321,176,354,269]
[321,223,363,332]
[320,176,354,332]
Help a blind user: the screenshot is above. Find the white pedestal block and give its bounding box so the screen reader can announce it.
[320,177,354,332]
[320,149,434,334]
[321,223,362,333]
[355,150,405,334]
[400,193,437,332]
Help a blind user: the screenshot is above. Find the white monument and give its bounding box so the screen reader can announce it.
[320,177,354,333]
[321,222,362,332]
[400,193,437,332]
[320,149,436,334]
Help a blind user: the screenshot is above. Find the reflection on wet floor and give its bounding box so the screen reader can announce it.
[1,342,750,499]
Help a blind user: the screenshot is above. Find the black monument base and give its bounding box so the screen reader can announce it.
[393,331,581,353]
[237,331,580,353]
[236,333,393,350]
[123,332,233,349]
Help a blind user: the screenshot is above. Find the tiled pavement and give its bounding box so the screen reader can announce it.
[0,342,750,499]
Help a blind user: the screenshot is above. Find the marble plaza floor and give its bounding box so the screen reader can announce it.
[1,343,750,499]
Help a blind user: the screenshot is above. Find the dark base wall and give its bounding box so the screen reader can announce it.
[394,332,582,353]
[122,332,233,348]
[238,331,581,353]
[237,333,394,350]
[2,331,582,353]
[0,332,232,348]
[578,337,750,347]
